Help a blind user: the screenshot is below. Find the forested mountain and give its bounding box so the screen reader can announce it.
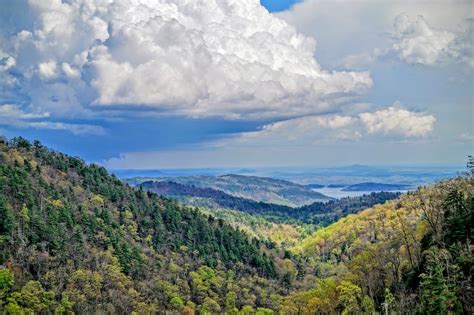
[0,137,472,314]
[128,174,331,207]
[140,180,400,227]
[0,138,281,313]
[284,171,473,313]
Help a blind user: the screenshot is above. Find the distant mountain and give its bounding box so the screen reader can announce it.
[164,174,331,207]
[342,182,411,191]
[141,181,401,227]
[140,180,293,217]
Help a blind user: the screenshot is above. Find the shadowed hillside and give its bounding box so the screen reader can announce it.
[127,174,331,207]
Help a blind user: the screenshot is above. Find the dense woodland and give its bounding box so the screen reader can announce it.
[0,137,472,314]
[141,181,400,226]
[0,138,280,313]
[138,174,330,207]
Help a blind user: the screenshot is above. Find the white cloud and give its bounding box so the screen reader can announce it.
[102,105,437,169]
[213,104,435,148]
[340,50,381,70]
[340,13,473,69]
[278,0,473,69]
[231,115,360,145]
[358,106,435,137]
[38,60,58,80]
[0,104,49,120]
[389,14,456,66]
[1,0,372,121]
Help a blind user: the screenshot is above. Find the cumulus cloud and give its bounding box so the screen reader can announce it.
[102,105,437,169]
[340,13,473,69]
[231,114,361,145]
[358,106,435,137]
[0,0,372,121]
[389,14,456,66]
[279,0,473,69]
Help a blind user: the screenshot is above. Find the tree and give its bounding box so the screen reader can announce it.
[0,269,14,303]
[0,197,14,239]
[170,296,184,310]
[419,248,461,314]
[337,281,362,315]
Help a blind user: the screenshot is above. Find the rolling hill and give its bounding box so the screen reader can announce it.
[128,174,331,207]
[140,180,401,226]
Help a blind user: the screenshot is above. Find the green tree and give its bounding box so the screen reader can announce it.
[170,296,184,309]
[420,248,460,314]
[0,269,14,303]
[337,280,362,315]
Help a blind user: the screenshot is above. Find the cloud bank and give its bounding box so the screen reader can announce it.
[225,105,436,147]
[102,105,437,169]
[0,0,372,124]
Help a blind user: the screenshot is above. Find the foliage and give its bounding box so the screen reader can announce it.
[285,165,473,313]
[142,180,400,227]
[0,137,282,312]
[0,137,471,313]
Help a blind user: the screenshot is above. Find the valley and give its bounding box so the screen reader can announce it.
[1,138,471,313]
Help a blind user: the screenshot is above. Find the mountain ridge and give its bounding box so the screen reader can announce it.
[126,173,331,207]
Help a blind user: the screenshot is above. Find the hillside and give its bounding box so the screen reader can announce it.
[140,181,400,226]
[129,174,331,207]
[0,137,471,314]
[283,173,473,313]
[0,138,282,313]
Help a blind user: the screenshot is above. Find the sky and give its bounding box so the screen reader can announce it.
[0,0,472,169]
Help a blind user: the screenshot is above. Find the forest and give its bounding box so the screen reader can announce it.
[140,180,400,226]
[0,137,472,314]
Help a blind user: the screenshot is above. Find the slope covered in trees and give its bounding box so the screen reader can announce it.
[282,168,473,313]
[141,180,400,227]
[0,137,471,314]
[132,174,331,207]
[0,138,282,313]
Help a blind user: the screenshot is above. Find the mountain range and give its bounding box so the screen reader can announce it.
[126,174,331,207]
[0,137,472,314]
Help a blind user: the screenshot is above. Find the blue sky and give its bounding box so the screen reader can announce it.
[0,0,472,169]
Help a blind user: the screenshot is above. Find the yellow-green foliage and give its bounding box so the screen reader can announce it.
[283,177,473,312]
[198,207,306,245]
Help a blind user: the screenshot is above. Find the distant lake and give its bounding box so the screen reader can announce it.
[312,187,409,199]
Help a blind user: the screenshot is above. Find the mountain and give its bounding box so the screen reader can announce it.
[285,175,473,313]
[342,182,411,191]
[0,137,471,314]
[140,174,331,207]
[140,180,401,227]
[0,138,281,313]
[139,180,292,216]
